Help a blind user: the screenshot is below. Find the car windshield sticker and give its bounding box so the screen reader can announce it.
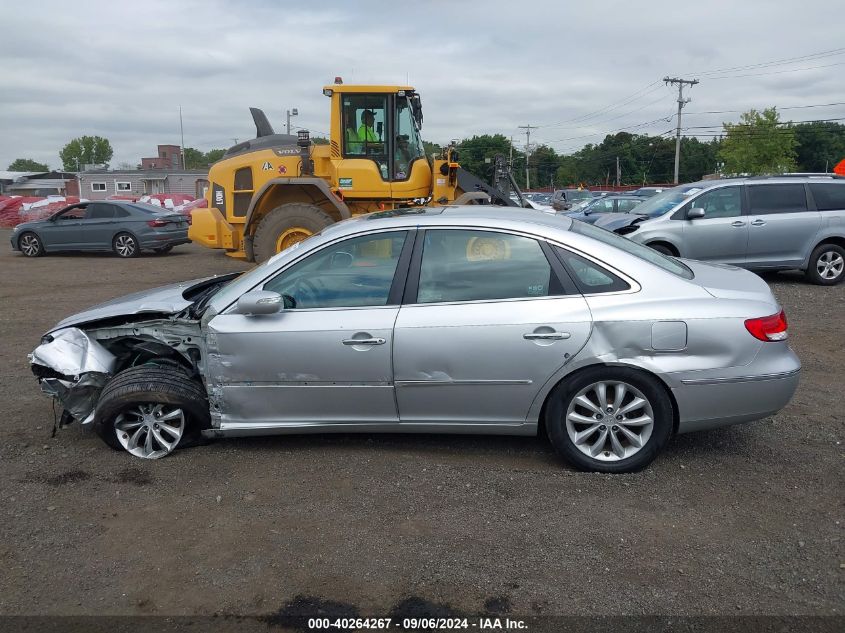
[683,188,702,196]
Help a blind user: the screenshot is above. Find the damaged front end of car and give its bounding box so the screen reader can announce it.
[30,317,207,429]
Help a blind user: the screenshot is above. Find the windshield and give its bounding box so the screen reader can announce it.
[568,190,592,201]
[569,220,694,279]
[629,186,701,218]
[394,96,425,179]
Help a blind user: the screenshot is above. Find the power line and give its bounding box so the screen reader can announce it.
[705,60,845,80]
[685,101,845,115]
[686,46,845,77]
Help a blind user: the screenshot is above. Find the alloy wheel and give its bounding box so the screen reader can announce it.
[565,380,654,462]
[20,233,40,256]
[817,250,844,281]
[114,403,185,459]
[115,235,137,257]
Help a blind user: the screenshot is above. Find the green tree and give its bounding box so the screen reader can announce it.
[457,134,522,185]
[719,108,796,175]
[183,147,205,169]
[59,135,114,171]
[529,145,558,189]
[204,149,226,165]
[423,140,443,159]
[793,121,845,172]
[8,158,49,171]
[312,136,329,145]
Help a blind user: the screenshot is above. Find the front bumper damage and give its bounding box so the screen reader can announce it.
[29,327,117,425]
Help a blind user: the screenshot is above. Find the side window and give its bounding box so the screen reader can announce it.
[416,230,561,303]
[263,231,407,309]
[687,186,742,219]
[808,183,845,212]
[114,207,130,218]
[394,97,425,180]
[592,198,614,213]
[58,206,87,220]
[748,184,807,215]
[617,199,641,213]
[85,203,116,220]
[342,95,387,163]
[232,167,253,218]
[555,248,630,294]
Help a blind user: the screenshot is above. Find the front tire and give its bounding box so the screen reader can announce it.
[253,203,333,264]
[648,243,676,257]
[805,243,845,285]
[18,231,44,257]
[113,232,139,258]
[545,367,673,473]
[94,366,210,459]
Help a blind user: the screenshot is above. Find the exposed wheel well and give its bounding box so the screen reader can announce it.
[646,240,679,256]
[811,236,845,254]
[537,363,680,438]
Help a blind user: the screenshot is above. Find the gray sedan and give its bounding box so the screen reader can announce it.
[11,201,190,258]
[28,207,800,472]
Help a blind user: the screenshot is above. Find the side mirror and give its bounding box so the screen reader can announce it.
[236,290,283,315]
[687,207,706,219]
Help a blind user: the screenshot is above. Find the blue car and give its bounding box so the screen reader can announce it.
[11,201,190,258]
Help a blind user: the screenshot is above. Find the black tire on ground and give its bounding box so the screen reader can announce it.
[94,365,210,454]
[112,232,140,258]
[18,231,45,257]
[648,243,676,256]
[544,366,673,473]
[154,245,174,254]
[804,243,845,286]
[253,203,334,264]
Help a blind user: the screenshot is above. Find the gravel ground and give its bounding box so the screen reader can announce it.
[0,230,842,619]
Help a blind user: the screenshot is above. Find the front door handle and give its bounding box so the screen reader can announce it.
[342,337,386,346]
[750,219,766,226]
[523,332,571,340]
[731,221,746,227]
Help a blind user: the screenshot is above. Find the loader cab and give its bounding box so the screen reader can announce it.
[327,83,430,199]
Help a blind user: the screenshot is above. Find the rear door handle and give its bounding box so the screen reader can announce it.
[342,337,386,346]
[523,332,571,340]
[731,221,746,227]
[750,219,766,226]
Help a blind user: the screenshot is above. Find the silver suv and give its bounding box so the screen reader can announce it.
[616,175,845,285]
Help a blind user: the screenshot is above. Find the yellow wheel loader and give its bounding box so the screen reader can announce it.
[189,79,518,262]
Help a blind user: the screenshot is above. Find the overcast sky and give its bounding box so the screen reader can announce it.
[1,0,843,170]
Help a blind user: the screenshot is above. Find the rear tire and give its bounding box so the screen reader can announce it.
[18,231,44,257]
[253,203,333,264]
[545,366,673,473]
[805,243,845,285]
[113,232,139,258]
[94,366,210,459]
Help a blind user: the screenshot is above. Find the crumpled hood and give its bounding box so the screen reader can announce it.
[50,276,216,331]
[681,259,778,308]
[593,213,647,232]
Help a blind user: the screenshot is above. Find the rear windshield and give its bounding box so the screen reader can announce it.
[128,203,170,214]
[569,221,694,280]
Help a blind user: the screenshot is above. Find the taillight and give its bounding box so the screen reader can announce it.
[745,310,788,341]
[147,218,168,227]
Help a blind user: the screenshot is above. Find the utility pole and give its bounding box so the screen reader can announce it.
[518,124,537,190]
[286,108,299,135]
[615,156,621,187]
[179,105,185,169]
[664,77,698,184]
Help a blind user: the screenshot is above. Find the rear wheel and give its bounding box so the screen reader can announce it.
[805,243,845,285]
[18,231,44,257]
[94,366,210,459]
[113,232,139,258]
[253,203,333,264]
[545,367,673,473]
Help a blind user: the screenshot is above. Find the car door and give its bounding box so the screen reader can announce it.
[745,183,821,268]
[80,202,118,248]
[205,230,413,429]
[392,228,592,426]
[40,205,88,248]
[678,185,747,264]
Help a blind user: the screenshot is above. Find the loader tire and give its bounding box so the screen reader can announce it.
[253,203,334,264]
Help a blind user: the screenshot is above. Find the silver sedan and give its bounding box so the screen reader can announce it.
[29,207,800,472]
